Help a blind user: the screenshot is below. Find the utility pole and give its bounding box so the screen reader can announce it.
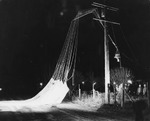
[101,6,110,104]
[92,2,119,104]
[78,84,81,99]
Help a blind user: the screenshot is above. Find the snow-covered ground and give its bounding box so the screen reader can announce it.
[0,102,134,121]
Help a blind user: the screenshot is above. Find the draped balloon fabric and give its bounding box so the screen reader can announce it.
[0,8,101,112]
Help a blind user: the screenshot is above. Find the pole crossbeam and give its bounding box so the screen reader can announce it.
[93,18,120,25]
[92,2,119,11]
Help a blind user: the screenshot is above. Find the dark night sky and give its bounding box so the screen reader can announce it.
[0,0,150,97]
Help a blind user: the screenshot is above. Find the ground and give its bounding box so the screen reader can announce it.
[0,102,135,121]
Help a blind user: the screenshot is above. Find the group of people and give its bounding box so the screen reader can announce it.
[137,84,147,96]
[132,83,149,121]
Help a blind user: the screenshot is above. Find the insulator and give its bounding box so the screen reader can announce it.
[101,9,105,18]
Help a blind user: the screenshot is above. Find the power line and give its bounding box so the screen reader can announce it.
[119,25,139,64]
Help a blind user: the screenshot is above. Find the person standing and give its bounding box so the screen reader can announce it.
[143,84,147,96]
[137,84,142,96]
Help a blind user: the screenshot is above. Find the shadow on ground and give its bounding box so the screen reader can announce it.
[1,102,149,121]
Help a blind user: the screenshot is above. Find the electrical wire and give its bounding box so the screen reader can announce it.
[119,25,139,64]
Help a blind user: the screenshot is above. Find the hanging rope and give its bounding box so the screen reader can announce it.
[52,8,101,83]
[69,21,79,85]
[52,19,79,83]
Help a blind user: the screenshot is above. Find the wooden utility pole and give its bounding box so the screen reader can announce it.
[103,9,110,104]
[92,2,119,104]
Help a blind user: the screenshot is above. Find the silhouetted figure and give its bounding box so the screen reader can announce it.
[132,99,147,121]
[143,84,147,96]
[137,84,142,96]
